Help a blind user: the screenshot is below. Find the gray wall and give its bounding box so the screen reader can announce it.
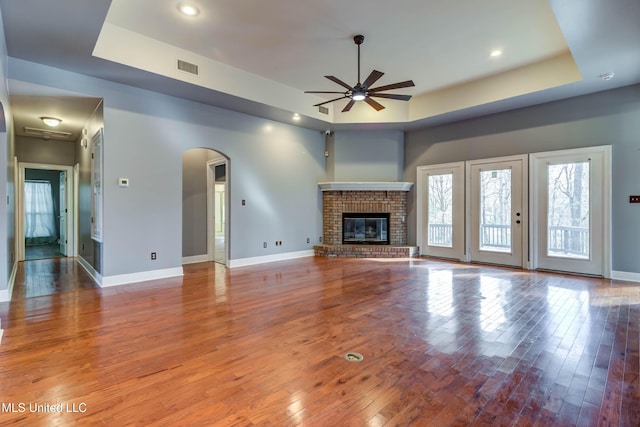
[8,58,325,278]
[330,130,404,181]
[404,84,640,274]
[73,101,104,274]
[0,8,11,290]
[182,148,223,258]
[16,136,75,166]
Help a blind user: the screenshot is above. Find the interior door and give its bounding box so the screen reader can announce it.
[59,171,67,256]
[531,147,609,276]
[468,155,527,267]
[417,162,465,260]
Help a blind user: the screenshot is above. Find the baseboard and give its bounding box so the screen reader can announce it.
[611,270,640,283]
[182,254,209,265]
[77,256,103,287]
[227,250,314,268]
[101,267,184,287]
[0,262,18,303]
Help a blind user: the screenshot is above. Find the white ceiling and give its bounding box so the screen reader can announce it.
[2,0,640,136]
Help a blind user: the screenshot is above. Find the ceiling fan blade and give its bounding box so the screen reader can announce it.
[365,97,385,111]
[342,99,356,112]
[325,75,353,90]
[368,93,412,101]
[369,80,415,92]
[313,96,349,107]
[305,91,348,94]
[362,70,384,88]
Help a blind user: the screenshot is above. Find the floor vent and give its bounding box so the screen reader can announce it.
[344,352,364,362]
[177,59,199,75]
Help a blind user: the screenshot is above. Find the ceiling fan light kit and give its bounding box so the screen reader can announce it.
[305,35,415,113]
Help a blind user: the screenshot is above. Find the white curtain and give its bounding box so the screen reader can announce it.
[25,180,57,244]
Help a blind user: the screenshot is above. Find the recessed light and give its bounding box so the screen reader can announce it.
[177,3,200,16]
[490,49,503,58]
[40,117,61,127]
[292,113,301,121]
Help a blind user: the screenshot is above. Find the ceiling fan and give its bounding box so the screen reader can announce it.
[305,34,415,112]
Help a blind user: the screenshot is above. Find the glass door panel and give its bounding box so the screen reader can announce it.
[546,162,589,259]
[479,169,512,253]
[428,173,453,248]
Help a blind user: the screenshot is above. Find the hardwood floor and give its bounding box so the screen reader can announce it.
[0,257,638,426]
[24,243,63,261]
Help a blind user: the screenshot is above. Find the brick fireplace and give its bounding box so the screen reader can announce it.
[314,182,419,258]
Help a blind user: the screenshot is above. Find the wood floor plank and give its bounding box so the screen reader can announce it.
[0,257,638,425]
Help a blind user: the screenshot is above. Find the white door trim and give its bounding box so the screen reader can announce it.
[416,162,466,261]
[17,162,77,261]
[206,158,229,265]
[529,145,611,277]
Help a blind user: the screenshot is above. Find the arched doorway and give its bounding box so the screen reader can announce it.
[182,148,229,266]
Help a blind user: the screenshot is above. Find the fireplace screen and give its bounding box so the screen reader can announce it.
[342,213,390,245]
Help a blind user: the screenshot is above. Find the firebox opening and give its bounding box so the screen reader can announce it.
[342,213,390,245]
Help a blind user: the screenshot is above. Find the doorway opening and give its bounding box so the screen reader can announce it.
[182,149,229,267]
[17,163,77,261]
[208,159,227,264]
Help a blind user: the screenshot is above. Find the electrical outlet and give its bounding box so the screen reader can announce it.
[630,195,640,203]
[306,237,310,244]
[319,237,323,243]
[151,252,157,260]
[263,242,267,248]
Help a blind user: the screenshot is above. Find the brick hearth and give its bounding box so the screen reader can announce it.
[314,182,418,258]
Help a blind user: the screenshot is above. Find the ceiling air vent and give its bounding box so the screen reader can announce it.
[318,106,329,115]
[24,126,72,140]
[177,59,199,75]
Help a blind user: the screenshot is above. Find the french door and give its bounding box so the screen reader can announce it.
[417,162,465,260]
[530,146,610,276]
[467,155,527,268]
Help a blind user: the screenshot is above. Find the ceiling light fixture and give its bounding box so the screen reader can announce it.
[292,113,301,121]
[351,89,366,101]
[177,3,200,16]
[490,49,503,58]
[41,117,61,127]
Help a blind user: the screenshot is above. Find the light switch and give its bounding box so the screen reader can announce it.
[118,178,129,188]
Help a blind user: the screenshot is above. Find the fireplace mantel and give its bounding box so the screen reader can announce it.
[318,182,413,192]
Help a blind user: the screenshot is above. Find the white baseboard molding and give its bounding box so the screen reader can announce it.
[101,267,184,287]
[77,256,103,287]
[182,254,209,265]
[227,250,314,268]
[611,270,640,283]
[0,262,18,302]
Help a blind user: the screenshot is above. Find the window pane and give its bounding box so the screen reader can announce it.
[547,162,590,259]
[428,174,453,247]
[480,169,511,252]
